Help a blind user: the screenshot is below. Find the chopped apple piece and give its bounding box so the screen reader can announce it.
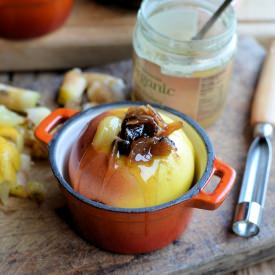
[0,136,23,204]
[26,107,51,126]
[0,83,40,112]
[0,105,25,127]
[58,68,87,108]
[24,107,51,159]
[11,154,32,199]
[0,126,24,152]
[92,116,122,153]
[84,73,126,104]
[0,136,21,185]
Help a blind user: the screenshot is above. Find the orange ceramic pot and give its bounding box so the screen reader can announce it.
[0,0,73,40]
[35,102,236,254]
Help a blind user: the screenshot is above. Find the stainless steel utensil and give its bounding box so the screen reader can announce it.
[193,0,234,40]
[233,41,275,237]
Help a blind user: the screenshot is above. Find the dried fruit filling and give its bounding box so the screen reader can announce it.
[116,105,182,162]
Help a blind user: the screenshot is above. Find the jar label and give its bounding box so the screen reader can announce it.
[132,55,233,125]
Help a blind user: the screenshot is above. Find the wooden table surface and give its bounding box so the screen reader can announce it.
[226,2,275,273]
[1,37,275,275]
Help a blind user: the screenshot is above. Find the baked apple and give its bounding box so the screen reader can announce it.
[69,105,195,208]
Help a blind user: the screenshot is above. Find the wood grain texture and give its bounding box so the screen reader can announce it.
[251,40,275,126]
[0,0,136,71]
[235,258,275,275]
[1,37,275,275]
[0,0,274,71]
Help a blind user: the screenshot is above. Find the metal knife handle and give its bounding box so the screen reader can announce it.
[251,40,275,127]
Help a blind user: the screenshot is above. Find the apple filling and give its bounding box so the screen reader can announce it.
[116,105,182,163]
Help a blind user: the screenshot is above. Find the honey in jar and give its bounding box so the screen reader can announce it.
[132,0,237,127]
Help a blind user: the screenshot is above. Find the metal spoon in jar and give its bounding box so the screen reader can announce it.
[193,0,234,40]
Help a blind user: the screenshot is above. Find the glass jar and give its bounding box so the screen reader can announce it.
[132,0,237,127]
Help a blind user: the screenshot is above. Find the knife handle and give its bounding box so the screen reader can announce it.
[251,40,275,127]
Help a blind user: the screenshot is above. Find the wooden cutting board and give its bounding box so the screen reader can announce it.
[0,0,275,72]
[0,0,136,72]
[0,37,274,275]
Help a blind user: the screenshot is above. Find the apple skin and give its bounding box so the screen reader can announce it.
[69,110,195,208]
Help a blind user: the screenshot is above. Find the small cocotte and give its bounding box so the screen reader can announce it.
[35,102,236,254]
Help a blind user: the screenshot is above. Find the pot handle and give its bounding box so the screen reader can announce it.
[35,108,78,145]
[189,159,236,210]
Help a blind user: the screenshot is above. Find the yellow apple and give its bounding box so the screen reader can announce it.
[74,110,195,208]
